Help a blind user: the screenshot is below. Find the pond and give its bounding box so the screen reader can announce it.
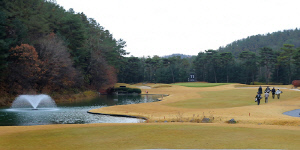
[0,94,162,126]
[283,109,300,117]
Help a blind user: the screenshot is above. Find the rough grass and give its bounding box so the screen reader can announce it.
[166,89,258,108]
[174,82,232,87]
[166,88,300,109]
[1,124,300,150]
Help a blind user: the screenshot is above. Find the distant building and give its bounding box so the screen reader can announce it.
[188,73,196,82]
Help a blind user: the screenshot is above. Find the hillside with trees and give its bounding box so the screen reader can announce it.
[218,29,300,57]
[193,43,300,85]
[0,0,128,98]
[1,0,300,103]
[117,55,195,84]
[118,29,300,86]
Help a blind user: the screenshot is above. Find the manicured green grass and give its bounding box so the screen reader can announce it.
[1,124,300,150]
[174,82,232,87]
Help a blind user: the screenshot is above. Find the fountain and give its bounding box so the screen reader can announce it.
[0,94,160,126]
[11,94,57,110]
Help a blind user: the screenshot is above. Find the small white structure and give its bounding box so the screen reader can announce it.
[188,73,196,82]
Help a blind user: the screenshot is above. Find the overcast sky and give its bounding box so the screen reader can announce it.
[56,0,300,57]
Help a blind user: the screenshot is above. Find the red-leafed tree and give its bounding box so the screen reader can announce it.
[7,44,42,94]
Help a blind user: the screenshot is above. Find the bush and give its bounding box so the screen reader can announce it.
[131,88,141,93]
[115,87,129,92]
[114,87,141,94]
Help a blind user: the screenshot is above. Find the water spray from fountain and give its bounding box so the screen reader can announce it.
[11,94,57,110]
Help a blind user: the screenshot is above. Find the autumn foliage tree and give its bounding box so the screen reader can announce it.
[88,50,117,89]
[7,44,42,94]
[35,33,82,92]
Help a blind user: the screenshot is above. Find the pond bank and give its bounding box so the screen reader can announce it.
[89,83,300,126]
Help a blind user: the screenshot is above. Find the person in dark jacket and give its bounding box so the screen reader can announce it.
[265,86,270,93]
[258,86,262,94]
[271,87,276,99]
[255,92,262,105]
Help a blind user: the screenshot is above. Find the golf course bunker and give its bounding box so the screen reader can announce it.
[283,109,300,117]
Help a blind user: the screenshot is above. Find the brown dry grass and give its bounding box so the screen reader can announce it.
[1,123,300,150]
[90,83,300,126]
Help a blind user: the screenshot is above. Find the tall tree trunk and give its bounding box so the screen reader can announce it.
[226,67,229,83]
[266,66,269,85]
[171,68,175,83]
[213,67,217,83]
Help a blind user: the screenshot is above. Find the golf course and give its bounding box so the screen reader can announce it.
[1,83,300,150]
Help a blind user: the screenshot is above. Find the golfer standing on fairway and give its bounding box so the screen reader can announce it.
[265,86,270,93]
[271,87,276,99]
[255,92,262,105]
[276,89,282,99]
[264,91,269,103]
[258,86,262,94]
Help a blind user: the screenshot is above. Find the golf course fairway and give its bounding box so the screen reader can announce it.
[1,83,300,150]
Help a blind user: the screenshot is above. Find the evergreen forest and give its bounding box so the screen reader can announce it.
[1,0,300,99]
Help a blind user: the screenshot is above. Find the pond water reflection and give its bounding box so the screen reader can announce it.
[0,94,161,126]
[283,109,300,117]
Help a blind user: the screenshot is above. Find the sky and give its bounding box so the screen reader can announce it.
[56,0,300,57]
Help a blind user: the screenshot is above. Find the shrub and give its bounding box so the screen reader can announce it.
[115,87,129,92]
[114,87,141,94]
[128,88,141,93]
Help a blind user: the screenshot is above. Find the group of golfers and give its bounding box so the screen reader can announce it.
[255,86,283,105]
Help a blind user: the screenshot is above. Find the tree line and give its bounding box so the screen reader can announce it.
[218,28,300,58]
[0,0,128,96]
[117,55,194,84]
[119,43,300,86]
[194,44,300,85]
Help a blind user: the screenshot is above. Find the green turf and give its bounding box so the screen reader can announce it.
[174,82,232,87]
